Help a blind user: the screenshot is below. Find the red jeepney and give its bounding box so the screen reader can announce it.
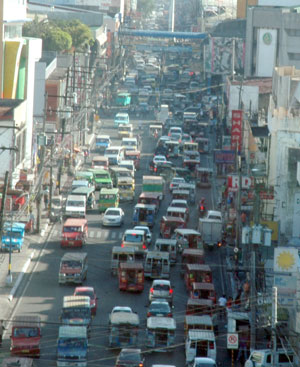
[160,216,186,238]
[138,192,160,213]
[184,264,212,291]
[118,262,144,292]
[10,315,41,357]
[181,248,205,275]
[186,298,214,316]
[125,150,141,170]
[61,218,88,248]
[190,282,217,304]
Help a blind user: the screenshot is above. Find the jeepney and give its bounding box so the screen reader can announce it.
[57,326,88,367]
[184,264,213,291]
[124,150,141,170]
[185,330,217,365]
[91,156,109,170]
[160,216,186,238]
[61,295,92,334]
[190,282,217,304]
[111,246,135,275]
[119,160,135,178]
[166,206,188,222]
[172,189,190,202]
[138,192,160,213]
[58,252,88,285]
[75,171,94,185]
[181,249,205,275]
[144,251,170,279]
[98,188,119,213]
[154,239,177,264]
[133,203,156,228]
[186,298,214,316]
[184,315,213,336]
[88,168,112,191]
[1,222,26,252]
[118,177,135,202]
[118,262,144,292]
[196,167,213,188]
[109,312,139,348]
[61,218,88,248]
[175,229,202,252]
[122,137,138,151]
[118,124,133,138]
[10,315,41,357]
[149,124,163,138]
[165,140,179,158]
[178,183,196,204]
[183,142,198,155]
[110,167,133,186]
[146,317,176,351]
[72,186,96,210]
[95,134,111,152]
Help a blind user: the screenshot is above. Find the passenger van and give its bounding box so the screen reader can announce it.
[104,146,125,166]
[114,112,130,127]
[64,194,86,218]
[185,330,217,365]
[122,137,138,151]
[109,311,140,348]
[58,252,88,285]
[245,349,296,367]
[144,251,170,279]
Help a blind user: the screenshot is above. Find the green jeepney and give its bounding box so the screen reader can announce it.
[75,171,94,185]
[72,186,96,210]
[89,168,113,191]
[99,188,119,213]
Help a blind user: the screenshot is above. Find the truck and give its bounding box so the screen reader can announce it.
[142,175,165,200]
[57,326,88,367]
[1,222,26,252]
[198,211,223,249]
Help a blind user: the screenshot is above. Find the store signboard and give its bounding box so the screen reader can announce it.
[214,150,235,164]
[231,110,243,152]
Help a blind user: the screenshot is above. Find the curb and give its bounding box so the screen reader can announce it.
[8,251,35,302]
[40,222,48,237]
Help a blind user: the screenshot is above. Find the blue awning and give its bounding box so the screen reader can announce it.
[120,29,208,40]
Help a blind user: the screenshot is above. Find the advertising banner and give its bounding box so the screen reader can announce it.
[231,110,243,151]
[227,175,252,189]
[214,150,235,164]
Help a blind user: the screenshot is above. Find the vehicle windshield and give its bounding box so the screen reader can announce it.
[3,231,22,238]
[119,352,141,362]
[96,138,109,143]
[116,116,127,121]
[62,260,81,268]
[195,362,216,367]
[62,308,90,319]
[67,200,84,207]
[119,126,131,132]
[100,194,116,200]
[118,172,131,178]
[63,226,81,233]
[95,173,109,179]
[105,210,120,216]
[13,327,39,338]
[106,149,119,155]
[75,290,94,299]
[58,338,87,349]
[124,234,143,242]
[154,284,170,291]
[118,184,132,190]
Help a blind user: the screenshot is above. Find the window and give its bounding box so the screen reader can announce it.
[278,354,293,363]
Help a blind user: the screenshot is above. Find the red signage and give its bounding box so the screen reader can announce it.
[227,175,252,189]
[231,110,243,151]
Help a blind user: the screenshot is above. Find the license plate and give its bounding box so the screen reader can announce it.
[68,241,74,245]
[22,350,30,353]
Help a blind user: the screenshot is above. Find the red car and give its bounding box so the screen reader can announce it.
[74,286,98,315]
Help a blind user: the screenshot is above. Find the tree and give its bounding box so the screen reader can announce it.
[43,28,72,52]
[137,0,155,17]
[53,19,93,50]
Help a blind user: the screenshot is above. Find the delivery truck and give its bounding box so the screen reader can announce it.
[198,211,223,249]
[142,176,165,200]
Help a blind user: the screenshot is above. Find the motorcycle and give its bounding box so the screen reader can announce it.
[198,204,206,218]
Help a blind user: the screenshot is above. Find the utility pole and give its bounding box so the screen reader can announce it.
[272,287,277,364]
[0,171,9,237]
[250,248,256,351]
[49,139,54,215]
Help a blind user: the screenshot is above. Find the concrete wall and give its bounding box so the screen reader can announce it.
[228,84,259,120]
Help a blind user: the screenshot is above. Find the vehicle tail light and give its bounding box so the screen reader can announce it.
[209,341,214,349]
[150,288,154,293]
[217,241,222,247]
[179,139,181,143]
[143,244,147,249]
[170,184,174,188]
[139,363,143,367]
[167,313,172,317]
[154,167,157,172]
[200,206,204,210]
[169,289,173,294]
[121,243,124,248]
[147,312,151,317]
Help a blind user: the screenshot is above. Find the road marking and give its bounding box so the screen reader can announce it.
[89,231,95,238]
[111,232,116,239]
[96,231,102,238]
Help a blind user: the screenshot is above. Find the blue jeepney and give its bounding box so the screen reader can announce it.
[132,203,156,228]
[95,135,111,152]
[1,222,26,252]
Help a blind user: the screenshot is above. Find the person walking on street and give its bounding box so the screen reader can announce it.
[218,294,227,320]
[236,333,249,363]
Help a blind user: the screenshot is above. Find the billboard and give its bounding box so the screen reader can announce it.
[274,247,298,273]
[256,28,277,77]
[214,150,235,164]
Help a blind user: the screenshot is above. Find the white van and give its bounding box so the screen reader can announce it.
[121,137,138,151]
[185,330,216,366]
[104,146,125,166]
[119,160,135,178]
[64,195,86,218]
[245,349,296,367]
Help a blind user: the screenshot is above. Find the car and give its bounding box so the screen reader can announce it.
[115,348,144,367]
[109,306,133,324]
[193,358,217,367]
[133,226,152,245]
[74,286,98,315]
[149,279,173,305]
[170,199,189,212]
[169,177,186,192]
[153,155,167,164]
[170,132,182,142]
[102,207,124,227]
[182,134,193,143]
[147,300,172,317]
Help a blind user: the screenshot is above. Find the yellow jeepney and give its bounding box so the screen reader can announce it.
[117,177,135,202]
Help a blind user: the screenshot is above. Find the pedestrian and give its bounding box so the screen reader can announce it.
[241,212,247,226]
[236,333,249,363]
[43,192,49,210]
[29,209,35,234]
[226,296,233,310]
[0,320,5,346]
[218,294,227,320]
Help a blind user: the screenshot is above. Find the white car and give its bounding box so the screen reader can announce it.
[108,306,133,324]
[169,177,186,192]
[102,207,124,227]
[153,155,167,164]
[134,226,152,245]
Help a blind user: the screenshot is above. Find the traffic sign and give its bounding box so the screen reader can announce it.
[227,333,238,349]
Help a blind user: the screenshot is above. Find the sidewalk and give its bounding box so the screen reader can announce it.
[0,132,95,324]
